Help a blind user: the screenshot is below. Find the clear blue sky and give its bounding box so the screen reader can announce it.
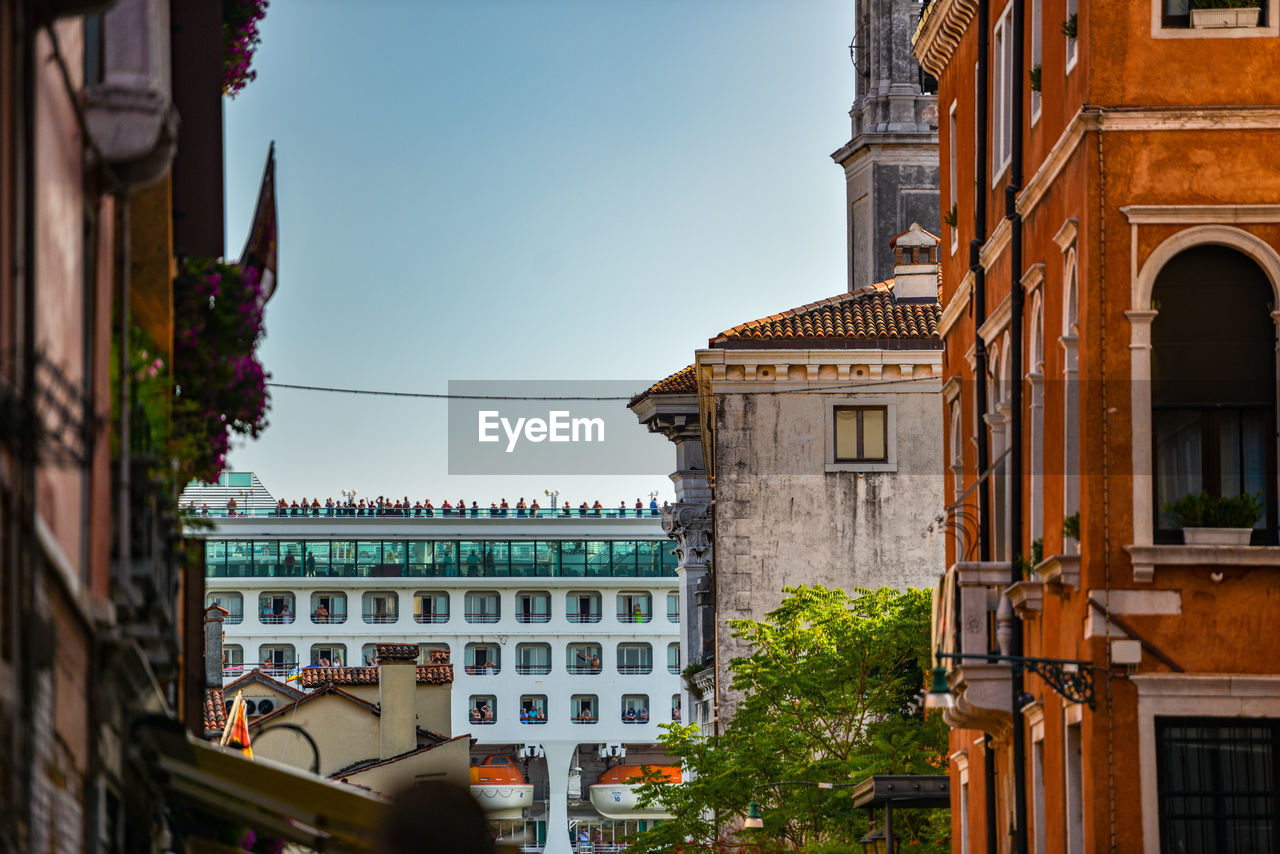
[225,0,857,505]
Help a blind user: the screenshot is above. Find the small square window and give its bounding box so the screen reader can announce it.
[834,406,888,462]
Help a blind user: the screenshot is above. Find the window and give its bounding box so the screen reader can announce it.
[667,643,681,675]
[1030,0,1042,123]
[666,591,680,623]
[834,406,888,462]
[258,593,295,625]
[520,695,548,724]
[207,592,243,624]
[1156,717,1280,852]
[516,643,551,675]
[567,592,601,623]
[465,643,501,675]
[465,591,501,623]
[360,643,379,666]
[672,694,681,722]
[516,591,551,623]
[223,644,244,678]
[992,4,1014,180]
[1159,0,1271,29]
[1032,732,1046,854]
[617,592,651,624]
[949,101,959,254]
[1065,720,1084,854]
[571,694,598,724]
[567,643,602,674]
[1065,0,1078,68]
[362,591,399,624]
[310,644,345,666]
[468,695,496,725]
[617,643,653,675]
[310,592,347,624]
[1151,246,1276,543]
[621,695,651,724]
[330,541,356,576]
[418,643,449,665]
[414,591,449,623]
[258,645,295,676]
[278,541,303,576]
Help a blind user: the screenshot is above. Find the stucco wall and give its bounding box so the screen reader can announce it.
[711,381,945,717]
[252,695,380,777]
[344,737,471,794]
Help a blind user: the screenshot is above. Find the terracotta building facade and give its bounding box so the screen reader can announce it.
[916,0,1280,850]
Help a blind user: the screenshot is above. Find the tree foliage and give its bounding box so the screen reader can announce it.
[629,586,949,853]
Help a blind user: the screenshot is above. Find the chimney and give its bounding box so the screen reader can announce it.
[204,604,227,689]
[377,643,419,760]
[889,222,940,301]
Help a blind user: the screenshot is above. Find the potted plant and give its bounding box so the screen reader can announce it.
[1163,491,1264,545]
[1028,64,1042,93]
[943,203,958,229]
[1190,0,1261,28]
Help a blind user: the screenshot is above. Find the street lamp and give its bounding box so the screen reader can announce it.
[927,652,1095,709]
[858,823,887,854]
[743,801,763,829]
[922,665,955,710]
[742,781,858,835]
[544,488,559,516]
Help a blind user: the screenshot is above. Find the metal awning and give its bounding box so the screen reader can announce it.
[137,719,387,851]
[852,775,950,810]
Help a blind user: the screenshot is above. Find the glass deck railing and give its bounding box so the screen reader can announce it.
[188,506,664,520]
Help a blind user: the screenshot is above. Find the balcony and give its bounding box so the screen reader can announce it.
[940,562,1015,734]
[311,614,347,625]
[567,612,601,624]
[464,665,501,676]
[516,613,551,624]
[667,610,680,623]
[618,612,652,624]
[261,662,297,678]
[520,718,548,725]
[260,615,295,625]
[414,613,449,624]
[667,663,680,675]
[566,665,602,675]
[571,716,598,725]
[223,613,244,625]
[465,612,500,624]
[621,715,651,725]
[516,664,552,675]
[223,665,246,679]
[1124,543,1280,584]
[618,664,652,675]
[362,613,398,625]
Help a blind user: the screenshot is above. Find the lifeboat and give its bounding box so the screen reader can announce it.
[469,756,535,819]
[588,765,681,820]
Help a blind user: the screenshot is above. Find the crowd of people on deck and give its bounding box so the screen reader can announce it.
[194,495,671,518]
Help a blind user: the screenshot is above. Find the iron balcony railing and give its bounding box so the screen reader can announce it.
[618,664,652,675]
[414,613,449,624]
[310,614,346,624]
[260,614,295,625]
[465,612,500,624]
[464,664,501,676]
[362,613,397,624]
[192,506,664,519]
[516,664,552,675]
[516,613,552,624]
[567,612,602,623]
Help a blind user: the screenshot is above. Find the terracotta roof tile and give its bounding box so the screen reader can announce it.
[711,281,940,344]
[296,663,454,689]
[376,643,419,663]
[629,364,696,407]
[204,688,225,733]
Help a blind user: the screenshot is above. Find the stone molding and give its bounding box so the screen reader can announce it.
[662,503,712,572]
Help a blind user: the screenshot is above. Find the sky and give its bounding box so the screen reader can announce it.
[224,0,858,506]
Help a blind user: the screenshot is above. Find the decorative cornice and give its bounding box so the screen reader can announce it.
[913,0,980,79]
[1021,262,1046,295]
[977,292,1013,345]
[938,270,973,340]
[1120,204,1280,224]
[1053,217,1080,252]
[979,218,1012,269]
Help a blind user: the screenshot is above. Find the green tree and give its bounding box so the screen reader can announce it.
[629,586,949,853]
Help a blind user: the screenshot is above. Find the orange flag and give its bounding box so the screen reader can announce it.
[220,690,254,759]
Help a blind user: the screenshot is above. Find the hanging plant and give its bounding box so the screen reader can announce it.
[943,203,958,229]
[223,0,270,97]
[173,258,271,484]
[1029,64,1043,92]
[1061,13,1078,39]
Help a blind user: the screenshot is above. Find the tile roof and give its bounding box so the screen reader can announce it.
[222,668,306,700]
[629,365,696,407]
[329,733,471,780]
[376,643,419,663]
[250,684,380,728]
[296,663,454,690]
[710,281,940,344]
[204,688,225,733]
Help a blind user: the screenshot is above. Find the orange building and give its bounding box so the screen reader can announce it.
[914,0,1280,851]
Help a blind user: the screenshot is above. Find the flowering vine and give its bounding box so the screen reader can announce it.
[223,0,270,97]
[173,258,271,484]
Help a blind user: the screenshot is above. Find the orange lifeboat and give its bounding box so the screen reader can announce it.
[469,755,534,819]
[588,765,681,819]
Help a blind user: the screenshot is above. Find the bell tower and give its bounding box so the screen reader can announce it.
[832,0,940,291]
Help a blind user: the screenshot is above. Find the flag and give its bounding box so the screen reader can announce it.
[239,142,278,305]
[220,690,254,759]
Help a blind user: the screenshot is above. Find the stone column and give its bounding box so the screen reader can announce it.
[662,502,712,723]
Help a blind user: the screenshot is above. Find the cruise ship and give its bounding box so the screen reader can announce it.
[184,474,682,852]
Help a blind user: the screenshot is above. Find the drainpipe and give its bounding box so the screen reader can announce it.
[1007,0,1028,847]
[969,2,998,853]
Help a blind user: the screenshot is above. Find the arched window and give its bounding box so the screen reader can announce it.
[1028,295,1046,546]
[1152,245,1277,542]
[1062,249,1081,548]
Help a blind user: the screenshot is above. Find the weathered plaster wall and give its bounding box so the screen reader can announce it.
[711,381,945,717]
